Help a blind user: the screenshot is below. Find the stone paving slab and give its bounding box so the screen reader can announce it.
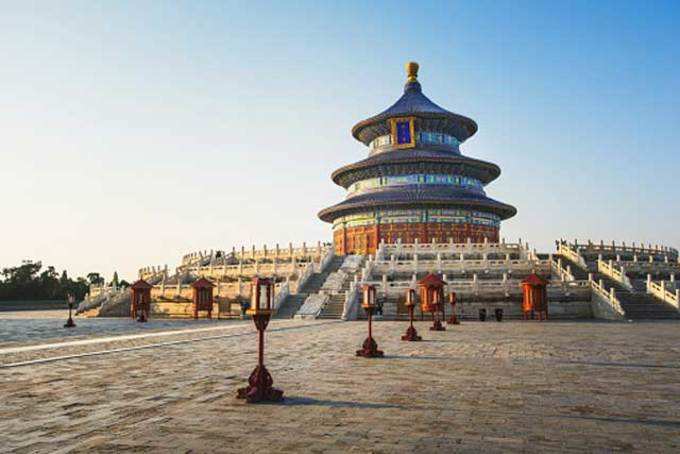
[1,320,680,452]
[0,310,246,349]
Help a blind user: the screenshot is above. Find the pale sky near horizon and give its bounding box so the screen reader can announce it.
[1,1,679,281]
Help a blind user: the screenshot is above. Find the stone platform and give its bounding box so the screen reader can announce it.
[1,319,680,452]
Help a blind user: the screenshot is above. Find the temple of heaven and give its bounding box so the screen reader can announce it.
[319,62,517,255]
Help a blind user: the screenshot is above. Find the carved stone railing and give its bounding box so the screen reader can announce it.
[551,255,575,281]
[295,293,329,319]
[138,265,169,281]
[588,273,625,320]
[597,259,633,290]
[272,282,290,311]
[340,254,364,272]
[377,238,531,260]
[647,278,680,309]
[319,247,335,273]
[177,261,308,280]
[557,241,589,270]
[181,242,331,266]
[368,258,549,278]
[143,242,333,281]
[296,262,316,293]
[320,270,348,293]
[77,285,127,314]
[296,247,335,292]
[341,281,361,321]
[562,239,678,260]
[602,260,680,274]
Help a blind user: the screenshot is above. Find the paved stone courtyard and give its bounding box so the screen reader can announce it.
[1,317,680,453]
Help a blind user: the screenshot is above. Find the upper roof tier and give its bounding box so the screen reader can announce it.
[351,62,478,146]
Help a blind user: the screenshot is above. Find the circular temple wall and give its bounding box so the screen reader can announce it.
[333,222,499,255]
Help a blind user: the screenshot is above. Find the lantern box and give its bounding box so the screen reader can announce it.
[405,288,416,307]
[247,277,273,316]
[362,284,377,309]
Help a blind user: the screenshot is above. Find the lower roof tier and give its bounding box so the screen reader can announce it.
[331,149,501,188]
[318,186,517,223]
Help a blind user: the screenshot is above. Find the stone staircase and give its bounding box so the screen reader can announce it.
[317,293,346,319]
[558,253,680,320]
[274,256,344,319]
[316,256,369,319]
[317,265,355,319]
[275,293,308,319]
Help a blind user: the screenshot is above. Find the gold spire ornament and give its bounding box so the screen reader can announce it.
[406,61,419,82]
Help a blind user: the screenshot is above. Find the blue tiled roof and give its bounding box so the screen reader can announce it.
[351,81,478,145]
[331,149,501,187]
[318,185,517,223]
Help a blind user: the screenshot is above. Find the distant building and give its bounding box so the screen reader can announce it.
[319,62,516,255]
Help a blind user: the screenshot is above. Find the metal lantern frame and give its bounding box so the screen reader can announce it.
[356,284,384,357]
[447,291,460,325]
[64,293,76,328]
[401,287,421,341]
[237,276,283,403]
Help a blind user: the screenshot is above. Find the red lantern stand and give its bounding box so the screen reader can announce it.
[447,291,460,325]
[237,277,284,403]
[191,277,215,319]
[356,284,384,357]
[130,279,152,322]
[418,274,446,331]
[521,274,549,321]
[401,288,422,341]
[64,293,76,328]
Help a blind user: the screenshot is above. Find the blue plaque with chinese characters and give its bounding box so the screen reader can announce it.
[396,120,411,144]
[390,117,416,148]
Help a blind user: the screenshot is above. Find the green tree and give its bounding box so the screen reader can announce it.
[0,261,93,301]
[87,272,105,286]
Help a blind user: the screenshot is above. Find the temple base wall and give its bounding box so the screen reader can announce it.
[333,222,499,255]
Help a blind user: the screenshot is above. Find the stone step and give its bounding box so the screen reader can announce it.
[274,293,308,319]
[561,255,680,320]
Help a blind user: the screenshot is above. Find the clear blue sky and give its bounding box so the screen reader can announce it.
[1,0,679,280]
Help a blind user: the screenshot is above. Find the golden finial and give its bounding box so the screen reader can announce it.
[406,61,419,82]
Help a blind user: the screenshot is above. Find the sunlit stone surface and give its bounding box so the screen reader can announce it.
[1,318,679,452]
